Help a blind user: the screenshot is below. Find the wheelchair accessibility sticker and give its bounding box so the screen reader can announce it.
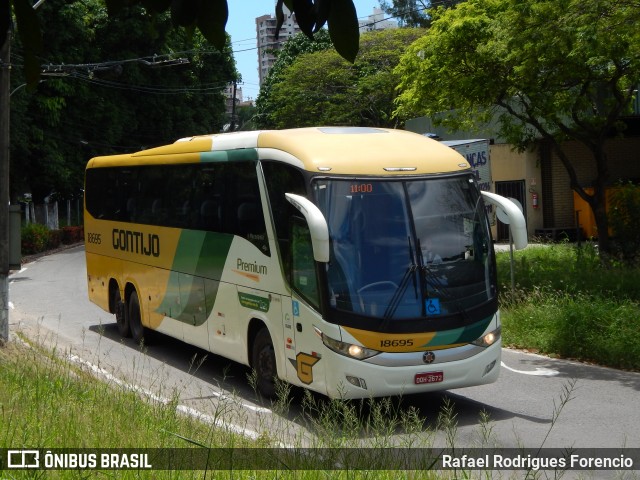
[426,298,441,316]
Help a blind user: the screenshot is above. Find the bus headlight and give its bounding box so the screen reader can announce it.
[315,328,380,360]
[471,326,501,348]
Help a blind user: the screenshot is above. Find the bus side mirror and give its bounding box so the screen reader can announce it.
[481,191,528,250]
[285,193,330,263]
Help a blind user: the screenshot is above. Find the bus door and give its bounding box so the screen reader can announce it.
[285,219,328,393]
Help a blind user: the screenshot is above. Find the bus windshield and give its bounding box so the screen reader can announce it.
[313,175,495,323]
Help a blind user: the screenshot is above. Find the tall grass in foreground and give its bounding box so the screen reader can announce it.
[497,243,640,370]
[0,339,447,478]
[1,336,582,479]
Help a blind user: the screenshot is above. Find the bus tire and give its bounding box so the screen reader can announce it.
[252,327,277,398]
[113,287,130,337]
[128,290,145,345]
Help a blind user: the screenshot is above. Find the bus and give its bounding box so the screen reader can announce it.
[84,127,527,399]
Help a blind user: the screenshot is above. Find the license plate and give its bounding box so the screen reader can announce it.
[415,371,444,385]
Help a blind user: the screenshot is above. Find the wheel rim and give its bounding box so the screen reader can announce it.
[258,344,275,381]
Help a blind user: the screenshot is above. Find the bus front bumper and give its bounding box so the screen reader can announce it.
[322,341,502,399]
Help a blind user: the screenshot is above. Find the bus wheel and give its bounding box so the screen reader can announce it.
[128,290,145,345]
[252,327,276,398]
[113,287,130,337]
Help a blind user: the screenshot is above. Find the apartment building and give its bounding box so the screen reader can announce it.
[256,4,300,85]
[255,6,397,86]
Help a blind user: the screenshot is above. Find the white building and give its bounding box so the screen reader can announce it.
[358,7,398,33]
[256,4,301,85]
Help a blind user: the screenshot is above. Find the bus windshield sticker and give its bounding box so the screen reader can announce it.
[425,298,441,316]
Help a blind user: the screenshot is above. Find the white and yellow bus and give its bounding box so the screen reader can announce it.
[84,127,527,399]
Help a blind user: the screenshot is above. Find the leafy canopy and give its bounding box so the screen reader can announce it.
[395,0,640,149]
[259,28,424,129]
[10,0,236,201]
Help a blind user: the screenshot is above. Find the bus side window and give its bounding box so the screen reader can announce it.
[226,162,270,256]
[291,218,320,309]
[261,161,307,279]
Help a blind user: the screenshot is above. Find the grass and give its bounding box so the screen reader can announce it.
[0,337,448,478]
[1,335,581,479]
[0,339,261,478]
[497,242,640,370]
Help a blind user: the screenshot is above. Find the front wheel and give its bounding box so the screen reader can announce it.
[252,327,277,398]
[128,290,145,344]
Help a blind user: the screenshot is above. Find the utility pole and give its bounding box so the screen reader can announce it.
[0,6,11,344]
[229,80,237,132]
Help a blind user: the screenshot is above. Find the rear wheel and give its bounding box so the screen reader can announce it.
[113,287,130,337]
[252,327,277,398]
[128,290,145,344]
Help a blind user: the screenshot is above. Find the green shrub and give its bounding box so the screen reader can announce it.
[498,244,640,370]
[21,223,50,255]
[609,182,640,263]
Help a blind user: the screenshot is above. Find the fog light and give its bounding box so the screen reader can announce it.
[346,375,367,389]
[483,360,497,377]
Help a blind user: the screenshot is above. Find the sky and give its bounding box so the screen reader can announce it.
[226,0,384,101]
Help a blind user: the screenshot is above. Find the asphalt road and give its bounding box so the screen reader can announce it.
[7,246,640,455]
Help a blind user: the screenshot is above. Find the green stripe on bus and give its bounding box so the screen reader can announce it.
[200,149,258,163]
[423,316,493,347]
[157,230,234,326]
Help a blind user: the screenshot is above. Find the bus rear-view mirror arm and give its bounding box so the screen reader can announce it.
[481,191,528,250]
[285,193,330,263]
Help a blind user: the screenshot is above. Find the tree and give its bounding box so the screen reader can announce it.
[255,29,334,129]
[9,0,236,203]
[7,0,361,90]
[260,28,424,129]
[379,0,429,28]
[379,0,461,28]
[395,0,640,257]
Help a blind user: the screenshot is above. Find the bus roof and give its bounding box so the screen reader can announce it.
[87,127,471,175]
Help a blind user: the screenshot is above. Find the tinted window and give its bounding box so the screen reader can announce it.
[85,161,269,255]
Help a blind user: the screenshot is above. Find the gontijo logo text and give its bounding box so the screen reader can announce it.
[112,229,160,257]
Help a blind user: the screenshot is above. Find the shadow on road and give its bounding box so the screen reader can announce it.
[90,322,553,442]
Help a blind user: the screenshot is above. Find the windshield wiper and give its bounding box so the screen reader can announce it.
[383,237,418,321]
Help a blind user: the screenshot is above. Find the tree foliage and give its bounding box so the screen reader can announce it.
[258,28,424,129]
[379,0,461,28]
[395,0,640,255]
[7,0,361,90]
[255,29,334,129]
[10,0,236,201]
